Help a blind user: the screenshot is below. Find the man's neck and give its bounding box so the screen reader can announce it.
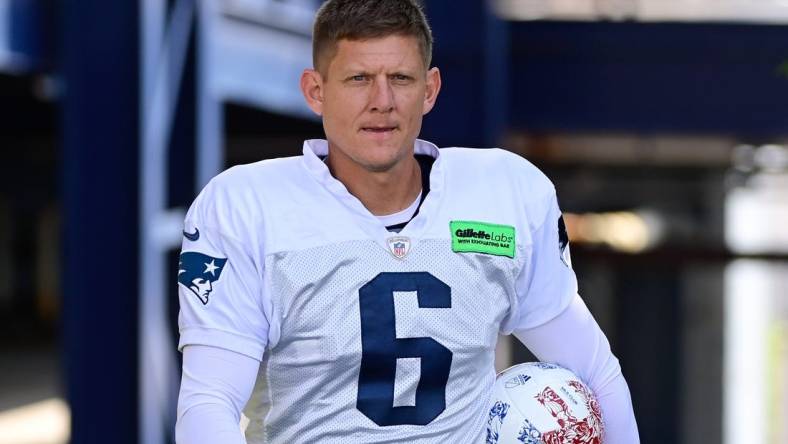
[326,151,422,216]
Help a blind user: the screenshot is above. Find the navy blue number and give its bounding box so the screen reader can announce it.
[356,272,452,426]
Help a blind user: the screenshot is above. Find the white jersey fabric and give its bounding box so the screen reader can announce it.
[177,295,640,444]
[177,139,582,443]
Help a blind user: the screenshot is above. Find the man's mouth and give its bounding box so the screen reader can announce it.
[361,126,398,133]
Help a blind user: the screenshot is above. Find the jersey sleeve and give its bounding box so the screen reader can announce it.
[177,177,270,361]
[513,295,640,443]
[504,187,578,332]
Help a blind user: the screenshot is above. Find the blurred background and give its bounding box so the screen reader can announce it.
[0,0,786,443]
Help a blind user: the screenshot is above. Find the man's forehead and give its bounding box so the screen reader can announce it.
[331,36,423,70]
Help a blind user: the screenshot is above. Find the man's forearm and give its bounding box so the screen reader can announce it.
[176,345,260,443]
[177,403,247,444]
[513,294,640,444]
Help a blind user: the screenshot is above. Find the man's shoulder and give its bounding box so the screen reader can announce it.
[439,146,554,194]
[210,155,306,191]
[185,154,310,228]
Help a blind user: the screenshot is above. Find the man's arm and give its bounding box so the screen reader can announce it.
[176,345,260,444]
[513,294,640,444]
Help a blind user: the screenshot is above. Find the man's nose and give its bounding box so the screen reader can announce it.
[369,77,394,113]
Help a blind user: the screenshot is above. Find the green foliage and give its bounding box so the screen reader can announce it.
[776,60,788,79]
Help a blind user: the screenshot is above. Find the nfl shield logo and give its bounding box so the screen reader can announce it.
[387,236,411,259]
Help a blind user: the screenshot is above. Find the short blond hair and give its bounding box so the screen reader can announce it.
[312,0,433,74]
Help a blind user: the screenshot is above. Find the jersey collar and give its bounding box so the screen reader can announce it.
[301,139,446,248]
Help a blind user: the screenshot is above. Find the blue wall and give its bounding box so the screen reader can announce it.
[61,1,139,442]
[507,21,788,136]
[421,8,788,144]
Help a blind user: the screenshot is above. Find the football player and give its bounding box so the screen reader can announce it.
[175,1,640,443]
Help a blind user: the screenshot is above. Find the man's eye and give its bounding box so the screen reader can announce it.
[392,74,412,83]
[351,75,367,81]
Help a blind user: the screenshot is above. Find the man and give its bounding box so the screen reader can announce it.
[176,0,640,443]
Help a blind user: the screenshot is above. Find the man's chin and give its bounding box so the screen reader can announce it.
[328,137,415,173]
[354,150,411,173]
[362,160,399,173]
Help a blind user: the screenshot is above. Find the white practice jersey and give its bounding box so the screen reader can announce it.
[177,139,578,443]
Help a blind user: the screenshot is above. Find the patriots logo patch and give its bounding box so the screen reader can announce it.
[178,252,227,305]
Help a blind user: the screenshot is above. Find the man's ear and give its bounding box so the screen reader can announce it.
[300,69,324,116]
[422,67,441,115]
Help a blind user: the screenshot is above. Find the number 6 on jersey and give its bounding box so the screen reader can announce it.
[356,272,453,426]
